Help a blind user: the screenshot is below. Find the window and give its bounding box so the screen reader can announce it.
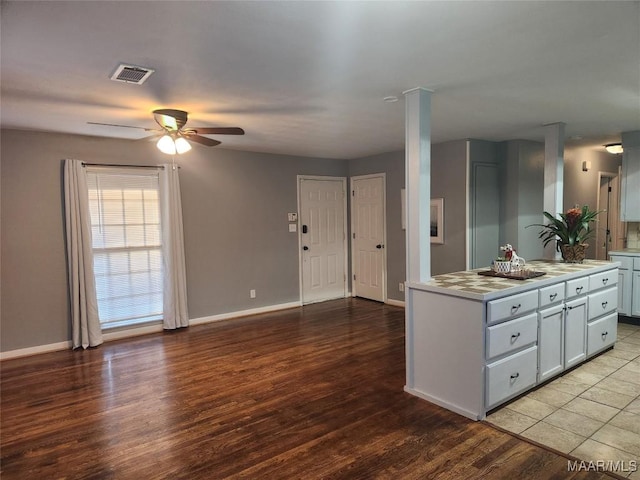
[86,168,163,328]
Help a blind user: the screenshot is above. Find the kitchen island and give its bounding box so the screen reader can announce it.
[609,249,640,318]
[405,260,619,420]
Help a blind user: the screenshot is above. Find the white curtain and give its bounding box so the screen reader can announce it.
[64,159,103,349]
[160,163,189,329]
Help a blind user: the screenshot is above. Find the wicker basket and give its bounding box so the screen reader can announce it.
[560,243,588,263]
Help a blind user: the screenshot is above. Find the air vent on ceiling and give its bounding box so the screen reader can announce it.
[110,64,155,85]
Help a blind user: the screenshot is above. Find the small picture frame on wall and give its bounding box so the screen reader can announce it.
[430,198,444,244]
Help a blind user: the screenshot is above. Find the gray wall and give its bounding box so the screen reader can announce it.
[503,140,545,260]
[431,140,468,275]
[1,129,348,351]
[348,151,405,301]
[563,145,622,259]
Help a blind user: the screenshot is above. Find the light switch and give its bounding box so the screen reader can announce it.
[288,212,298,222]
[289,223,297,233]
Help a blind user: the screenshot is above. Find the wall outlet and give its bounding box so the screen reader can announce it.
[399,282,405,292]
[250,289,256,299]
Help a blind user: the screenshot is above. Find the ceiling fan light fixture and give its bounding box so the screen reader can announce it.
[604,143,623,154]
[157,135,177,155]
[174,137,192,154]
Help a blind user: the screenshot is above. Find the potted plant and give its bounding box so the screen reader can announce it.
[529,205,600,263]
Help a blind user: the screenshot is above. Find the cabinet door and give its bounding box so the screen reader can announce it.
[620,145,640,222]
[632,271,640,317]
[538,305,564,382]
[565,297,587,369]
[618,269,632,316]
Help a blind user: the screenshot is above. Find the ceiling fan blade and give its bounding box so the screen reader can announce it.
[87,121,151,130]
[189,127,245,135]
[186,134,221,147]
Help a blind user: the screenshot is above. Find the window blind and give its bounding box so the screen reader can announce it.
[86,169,163,327]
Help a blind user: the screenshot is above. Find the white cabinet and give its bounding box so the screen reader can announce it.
[538,305,564,382]
[564,297,587,368]
[610,253,640,318]
[587,312,618,356]
[486,346,537,409]
[633,271,640,317]
[620,145,640,222]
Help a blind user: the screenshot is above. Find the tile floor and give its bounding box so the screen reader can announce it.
[486,321,640,479]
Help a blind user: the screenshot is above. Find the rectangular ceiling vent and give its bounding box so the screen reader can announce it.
[110,64,155,85]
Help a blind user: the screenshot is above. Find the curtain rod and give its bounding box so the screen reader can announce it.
[81,162,168,170]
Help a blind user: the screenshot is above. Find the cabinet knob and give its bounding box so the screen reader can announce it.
[510,373,520,380]
[602,301,608,309]
[602,331,608,338]
[511,304,521,314]
[603,278,609,285]
[511,332,521,340]
[550,293,557,301]
[576,286,583,293]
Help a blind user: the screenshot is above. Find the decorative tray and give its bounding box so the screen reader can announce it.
[477,270,546,280]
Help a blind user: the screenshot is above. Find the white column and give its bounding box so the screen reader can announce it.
[543,122,565,260]
[404,88,433,283]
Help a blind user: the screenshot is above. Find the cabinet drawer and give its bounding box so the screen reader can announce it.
[486,346,537,409]
[634,257,640,270]
[486,312,537,360]
[588,287,618,321]
[587,312,617,356]
[589,269,618,292]
[566,277,589,299]
[539,283,565,308]
[487,290,538,325]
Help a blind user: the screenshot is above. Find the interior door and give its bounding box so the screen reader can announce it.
[596,173,621,260]
[298,177,347,304]
[351,174,386,302]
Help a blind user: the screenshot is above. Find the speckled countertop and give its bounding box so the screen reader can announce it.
[406,259,617,301]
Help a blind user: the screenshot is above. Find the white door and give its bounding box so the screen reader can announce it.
[564,297,587,369]
[298,177,347,304]
[351,175,386,302]
[596,173,622,260]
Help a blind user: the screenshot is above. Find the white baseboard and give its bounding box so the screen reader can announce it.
[190,301,301,325]
[0,340,72,361]
[1,301,303,361]
[385,298,406,308]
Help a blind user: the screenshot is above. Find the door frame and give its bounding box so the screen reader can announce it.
[297,175,348,305]
[350,173,387,303]
[595,170,621,260]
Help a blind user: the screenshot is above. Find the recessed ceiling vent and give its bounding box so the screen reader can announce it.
[110,64,154,85]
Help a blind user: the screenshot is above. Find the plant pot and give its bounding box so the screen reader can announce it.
[560,243,588,263]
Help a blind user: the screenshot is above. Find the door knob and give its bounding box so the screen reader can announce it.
[303,246,309,251]
[376,244,383,249]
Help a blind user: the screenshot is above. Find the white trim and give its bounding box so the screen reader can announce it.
[465,140,471,271]
[1,301,302,361]
[385,299,405,308]
[0,341,73,360]
[403,386,481,420]
[190,301,301,325]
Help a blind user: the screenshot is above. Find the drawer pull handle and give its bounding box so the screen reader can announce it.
[510,373,520,380]
[576,286,583,293]
[549,293,557,301]
[511,332,521,340]
[602,301,608,309]
[511,304,521,314]
[602,331,608,338]
[603,278,608,285]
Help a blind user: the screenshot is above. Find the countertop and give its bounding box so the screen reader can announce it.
[609,249,640,256]
[406,259,617,301]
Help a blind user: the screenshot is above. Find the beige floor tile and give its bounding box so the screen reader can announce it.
[507,396,557,420]
[609,410,640,436]
[526,387,575,408]
[521,421,585,454]
[610,369,640,386]
[622,334,640,346]
[546,377,592,396]
[571,439,638,469]
[596,377,640,397]
[544,409,604,437]
[576,361,620,377]
[563,397,620,422]
[564,369,608,386]
[628,467,640,479]
[625,399,640,415]
[591,424,640,456]
[619,361,640,374]
[616,341,640,354]
[580,386,636,409]
[607,347,640,361]
[591,353,631,370]
[485,407,538,434]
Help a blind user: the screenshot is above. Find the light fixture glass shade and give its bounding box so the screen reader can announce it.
[174,137,192,154]
[157,135,176,155]
[605,143,623,154]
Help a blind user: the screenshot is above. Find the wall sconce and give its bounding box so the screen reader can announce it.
[582,161,591,172]
[604,143,623,154]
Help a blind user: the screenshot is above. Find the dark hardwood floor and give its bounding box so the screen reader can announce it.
[1,298,619,479]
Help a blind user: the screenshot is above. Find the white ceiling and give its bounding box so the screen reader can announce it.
[1,1,638,159]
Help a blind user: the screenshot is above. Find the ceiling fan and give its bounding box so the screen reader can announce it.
[88,109,245,154]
